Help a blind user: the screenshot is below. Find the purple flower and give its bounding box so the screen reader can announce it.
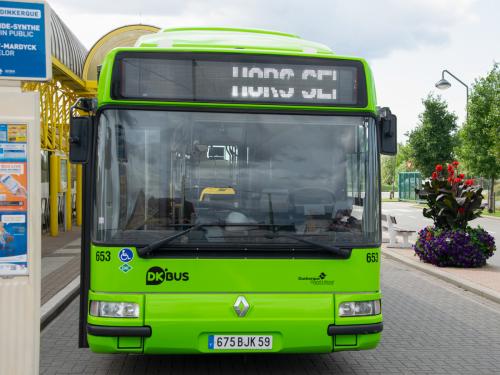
[413,226,496,267]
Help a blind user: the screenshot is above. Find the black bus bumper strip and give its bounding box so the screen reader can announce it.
[87,324,152,337]
[327,322,383,336]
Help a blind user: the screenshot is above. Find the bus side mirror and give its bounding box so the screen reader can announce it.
[379,108,397,155]
[69,116,92,163]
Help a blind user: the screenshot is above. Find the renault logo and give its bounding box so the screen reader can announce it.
[233,296,249,317]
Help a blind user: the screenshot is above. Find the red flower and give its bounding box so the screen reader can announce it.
[435,164,443,172]
[432,172,438,180]
[459,173,465,179]
[454,177,462,183]
[452,161,459,167]
[447,164,454,173]
[447,177,453,183]
[458,207,465,214]
[465,179,474,186]
[425,232,432,241]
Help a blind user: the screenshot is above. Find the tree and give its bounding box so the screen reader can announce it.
[457,63,500,212]
[381,154,396,197]
[395,142,415,173]
[407,94,458,177]
[382,143,415,198]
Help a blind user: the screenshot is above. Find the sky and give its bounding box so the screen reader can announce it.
[48,0,499,142]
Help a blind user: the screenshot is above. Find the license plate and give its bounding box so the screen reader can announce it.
[208,335,273,350]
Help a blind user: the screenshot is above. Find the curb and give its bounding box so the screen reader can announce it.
[382,248,500,305]
[482,214,500,221]
[40,277,80,330]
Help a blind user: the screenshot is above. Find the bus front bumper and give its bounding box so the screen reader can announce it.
[87,322,383,338]
[86,292,383,354]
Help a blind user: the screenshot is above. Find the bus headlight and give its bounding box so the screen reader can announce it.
[89,301,140,318]
[339,300,381,317]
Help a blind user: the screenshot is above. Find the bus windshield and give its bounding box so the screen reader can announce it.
[93,109,380,248]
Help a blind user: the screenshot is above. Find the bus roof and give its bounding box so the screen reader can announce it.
[97,27,377,112]
[135,27,335,56]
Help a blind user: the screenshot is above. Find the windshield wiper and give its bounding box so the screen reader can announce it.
[137,224,204,256]
[137,222,287,256]
[263,232,351,259]
[137,223,339,257]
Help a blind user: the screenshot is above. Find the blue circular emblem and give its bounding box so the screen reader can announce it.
[118,248,134,263]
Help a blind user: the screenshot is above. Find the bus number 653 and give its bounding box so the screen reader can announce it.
[366,252,379,263]
[96,250,111,262]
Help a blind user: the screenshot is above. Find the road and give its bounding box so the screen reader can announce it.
[383,201,500,266]
[40,259,500,374]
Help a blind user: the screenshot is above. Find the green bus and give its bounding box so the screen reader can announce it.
[70,27,397,354]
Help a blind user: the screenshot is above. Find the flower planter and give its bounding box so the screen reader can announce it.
[414,226,495,267]
[415,161,496,268]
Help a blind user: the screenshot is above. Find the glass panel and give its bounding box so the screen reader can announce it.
[94,110,379,248]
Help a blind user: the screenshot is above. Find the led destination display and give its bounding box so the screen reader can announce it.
[116,54,365,106]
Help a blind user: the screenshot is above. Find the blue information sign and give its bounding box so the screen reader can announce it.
[0,1,50,80]
[0,212,28,275]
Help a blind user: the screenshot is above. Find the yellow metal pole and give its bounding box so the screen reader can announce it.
[49,153,59,236]
[65,160,72,231]
[76,164,83,226]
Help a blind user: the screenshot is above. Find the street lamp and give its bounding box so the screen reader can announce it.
[435,69,469,121]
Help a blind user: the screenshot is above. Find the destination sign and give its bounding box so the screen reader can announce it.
[116,54,365,106]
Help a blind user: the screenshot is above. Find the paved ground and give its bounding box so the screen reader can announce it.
[382,201,500,266]
[40,258,500,374]
[383,245,500,305]
[41,228,81,305]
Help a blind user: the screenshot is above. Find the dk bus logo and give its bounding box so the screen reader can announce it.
[146,266,189,285]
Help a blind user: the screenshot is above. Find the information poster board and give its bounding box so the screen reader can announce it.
[0,0,51,81]
[0,123,28,275]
